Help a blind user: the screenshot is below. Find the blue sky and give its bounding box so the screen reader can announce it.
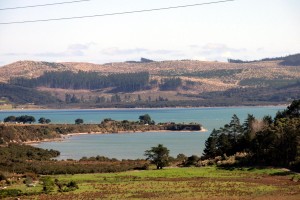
[0,0,299,65]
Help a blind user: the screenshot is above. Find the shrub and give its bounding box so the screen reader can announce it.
[0,189,22,198]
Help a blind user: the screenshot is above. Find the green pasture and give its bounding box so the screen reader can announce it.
[7,167,300,200]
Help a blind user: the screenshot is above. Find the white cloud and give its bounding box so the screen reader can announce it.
[187,43,248,61]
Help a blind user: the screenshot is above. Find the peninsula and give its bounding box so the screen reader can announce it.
[0,118,202,145]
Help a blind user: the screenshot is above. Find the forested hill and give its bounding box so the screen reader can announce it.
[0,54,300,108]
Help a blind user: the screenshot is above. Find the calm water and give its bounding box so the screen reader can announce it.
[0,106,284,160]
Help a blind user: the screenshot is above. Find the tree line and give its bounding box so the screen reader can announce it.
[3,115,51,124]
[203,99,300,170]
[9,71,150,92]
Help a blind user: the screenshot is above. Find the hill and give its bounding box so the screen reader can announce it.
[0,54,300,108]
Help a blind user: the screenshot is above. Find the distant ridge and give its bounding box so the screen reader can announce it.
[228,53,300,66]
[1,56,298,83]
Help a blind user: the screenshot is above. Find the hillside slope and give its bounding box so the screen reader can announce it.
[0,56,300,107]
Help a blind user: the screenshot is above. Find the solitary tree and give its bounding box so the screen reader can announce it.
[75,118,84,124]
[39,117,46,124]
[139,114,154,125]
[144,144,170,169]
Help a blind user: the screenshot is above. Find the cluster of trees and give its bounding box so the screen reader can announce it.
[65,94,80,103]
[38,117,51,124]
[159,78,182,91]
[9,71,150,92]
[3,115,52,124]
[144,144,201,169]
[4,115,36,124]
[203,99,300,170]
[125,57,154,63]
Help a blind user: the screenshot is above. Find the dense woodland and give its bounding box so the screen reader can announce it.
[9,71,150,92]
[203,99,300,171]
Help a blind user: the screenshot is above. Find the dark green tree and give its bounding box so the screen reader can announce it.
[139,114,154,125]
[3,115,16,123]
[144,144,170,169]
[38,117,47,124]
[75,118,84,124]
[16,115,36,124]
[203,129,219,159]
[160,78,182,90]
[38,117,51,124]
[276,99,300,119]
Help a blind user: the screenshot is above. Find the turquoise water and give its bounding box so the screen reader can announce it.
[0,106,285,159]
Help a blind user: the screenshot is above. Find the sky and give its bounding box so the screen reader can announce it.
[0,0,299,66]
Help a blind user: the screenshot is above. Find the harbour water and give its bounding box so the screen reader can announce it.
[0,106,285,160]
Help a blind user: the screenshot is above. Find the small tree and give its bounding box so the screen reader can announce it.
[139,114,154,125]
[4,116,16,123]
[38,117,47,124]
[75,118,84,124]
[39,117,51,124]
[144,144,170,169]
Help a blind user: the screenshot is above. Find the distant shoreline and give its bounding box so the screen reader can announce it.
[0,104,287,112]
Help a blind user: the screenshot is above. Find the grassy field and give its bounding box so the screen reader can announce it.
[6,167,300,200]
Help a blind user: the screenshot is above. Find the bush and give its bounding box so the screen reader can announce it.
[75,118,84,124]
[0,189,22,198]
[0,172,7,181]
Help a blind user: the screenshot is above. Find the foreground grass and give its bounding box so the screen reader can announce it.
[6,167,300,200]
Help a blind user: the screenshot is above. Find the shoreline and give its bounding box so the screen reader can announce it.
[0,105,287,112]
